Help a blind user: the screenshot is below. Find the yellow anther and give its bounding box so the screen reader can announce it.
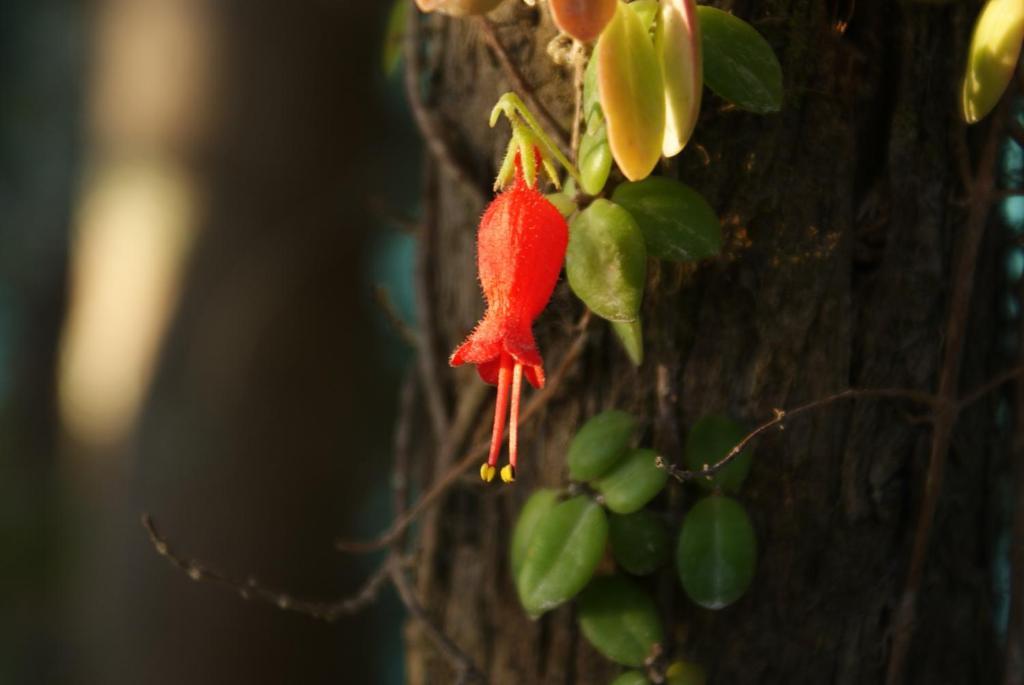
[480,463,496,482]
[500,464,516,483]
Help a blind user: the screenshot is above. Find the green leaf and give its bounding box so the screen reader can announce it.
[961,0,1024,123]
[569,410,638,481]
[563,175,579,198]
[550,0,618,43]
[581,58,613,197]
[676,495,757,609]
[612,317,644,366]
[684,415,753,493]
[567,199,647,322]
[609,510,670,575]
[517,496,609,618]
[666,660,707,685]
[382,0,408,77]
[595,448,668,514]
[612,177,721,261]
[510,489,561,580]
[610,672,649,685]
[584,52,601,121]
[697,6,783,113]
[597,1,666,180]
[578,575,664,667]
[581,60,613,195]
[580,126,614,196]
[658,0,703,156]
[546,191,578,218]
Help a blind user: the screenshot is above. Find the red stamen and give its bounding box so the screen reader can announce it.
[482,352,513,482]
[503,362,523,483]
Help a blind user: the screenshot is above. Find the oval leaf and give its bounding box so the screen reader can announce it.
[676,495,757,609]
[567,199,647,322]
[610,672,649,685]
[550,0,618,43]
[569,409,638,481]
[684,415,753,493]
[510,489,561,580]
[697,6,783,113]
[658,0,703,156]
[612,177,721,261]
[580,126,614,196]
[595,447,668,514]
[517,496,609,618]
[581,56,613,195]
[584,50,601,120]
[961,0,1024,124]
[612,317,644,366]
[666,660,707,685]
[597,1,666,180]
[578,575,664,667]
[609,510,670,575]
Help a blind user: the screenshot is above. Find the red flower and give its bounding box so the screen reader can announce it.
[450,152,569,483]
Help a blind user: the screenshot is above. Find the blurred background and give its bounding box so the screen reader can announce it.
[1,0,419,682]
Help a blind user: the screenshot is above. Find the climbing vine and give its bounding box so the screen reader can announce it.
[139,0,1024,683]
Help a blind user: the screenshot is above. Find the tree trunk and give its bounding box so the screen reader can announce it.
[404,1,1006,683]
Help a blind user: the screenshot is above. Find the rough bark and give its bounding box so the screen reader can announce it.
[403,0,1006,683]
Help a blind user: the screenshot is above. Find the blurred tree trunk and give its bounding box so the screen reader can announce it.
[406,1,1006,683]
[73,2,401,684]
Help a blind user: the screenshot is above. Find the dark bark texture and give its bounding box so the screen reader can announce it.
[404,1,1005,683]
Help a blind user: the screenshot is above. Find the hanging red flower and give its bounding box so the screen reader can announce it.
[450,151,569,483]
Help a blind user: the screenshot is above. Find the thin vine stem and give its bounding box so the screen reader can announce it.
[656,387,941,483]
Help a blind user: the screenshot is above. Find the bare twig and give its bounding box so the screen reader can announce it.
[654,362,682,656]
[952,119,974,195]
[336,311,592,553]
[374,285,419,348]
[1010,119,1024,150]
[959,364,1024,411]
[391,370,419,551]
[388,374,485,682]
[389,561,484,684]
[476,16,571,151]
[415,162,451,440]
[141,514,392,622]
[886,101,1008,685]
[368,194,421,234]
[570,41,586,165]
[404,6,487,203]
[656,387,941,483]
